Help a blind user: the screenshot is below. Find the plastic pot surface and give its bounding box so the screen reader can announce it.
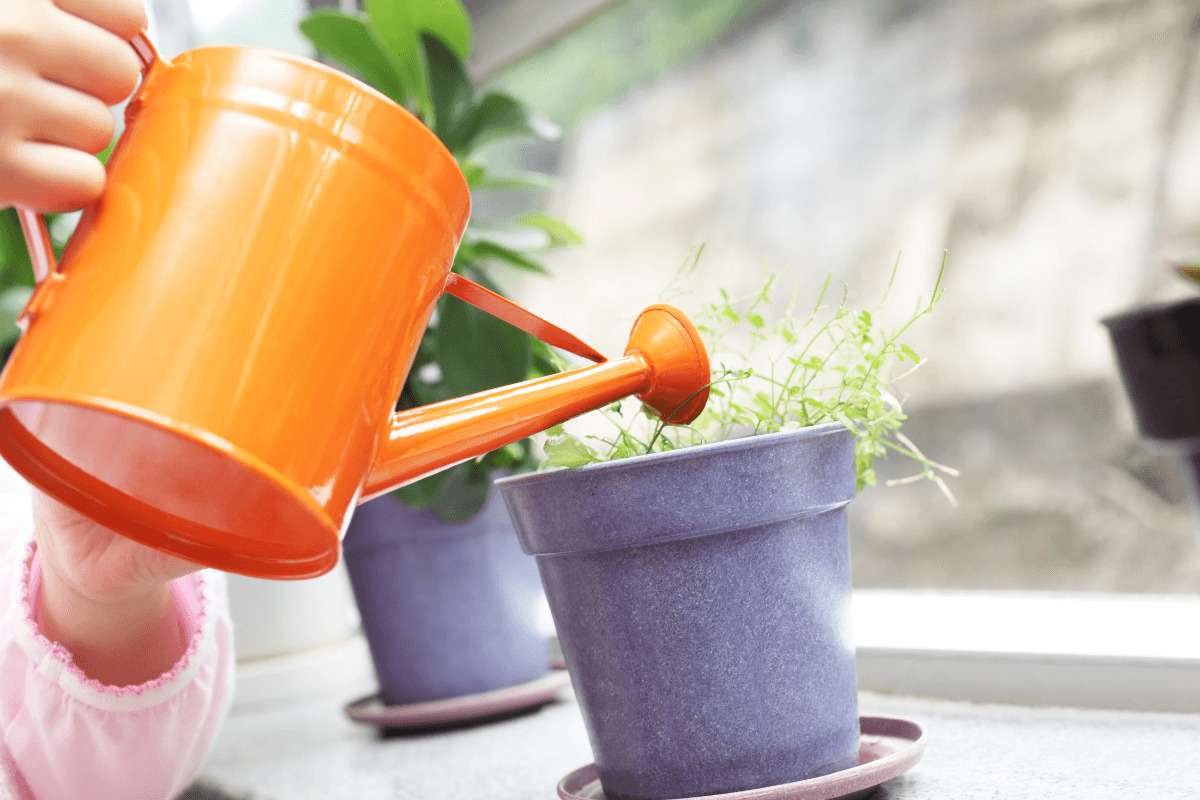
[342,484,549,705]
[498,423,860,800]
[1104,297,1200,441]
[1104,298,1200,524]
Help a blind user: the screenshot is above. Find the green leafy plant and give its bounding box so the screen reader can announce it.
[544,249,958,500]
[301,0,580,521]
[0,211,38,355]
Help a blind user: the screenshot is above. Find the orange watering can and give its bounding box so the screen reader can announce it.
[0,35,709,580]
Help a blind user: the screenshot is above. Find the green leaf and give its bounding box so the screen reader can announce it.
[0,287,28,355]
[391,468,448,508]
[463,164,556,190]
[431,461,491,522]
[543,431,600,468]
[0,209,34,289]
[470,240,549,274]
[393,458,496,522]
[0,286,31,350]
[518,213,584,249]
[453,241,478,268]
[436,293,532,397]
[529,337,565,378]
[299,11,409,104]
[365,0,471,122]
[97,137,116,165]
[455,259,502,290]
[460,161,486,187]
[455,92,560,154]
[422,33,475,150]
[490,441,527,468]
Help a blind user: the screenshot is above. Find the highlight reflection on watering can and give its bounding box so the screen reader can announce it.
[0,35,710,580]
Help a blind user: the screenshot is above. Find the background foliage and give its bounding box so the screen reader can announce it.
[301,0,581,521]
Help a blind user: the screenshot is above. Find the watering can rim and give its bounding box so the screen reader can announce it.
[142,40,470,211]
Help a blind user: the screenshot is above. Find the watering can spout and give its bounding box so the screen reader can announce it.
[361,300,710,502]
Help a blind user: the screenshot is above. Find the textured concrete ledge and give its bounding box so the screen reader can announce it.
[194,686,1200,799]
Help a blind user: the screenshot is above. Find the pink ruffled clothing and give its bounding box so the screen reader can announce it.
[0,537,234,800]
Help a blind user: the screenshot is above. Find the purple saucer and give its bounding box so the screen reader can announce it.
[345,668,571,730]
[557,716,926,800]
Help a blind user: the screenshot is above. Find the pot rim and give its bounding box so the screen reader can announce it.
[1101,296,1200,330]
[497,421,848,491]
[497,422,857,557]
[161,45,470,231]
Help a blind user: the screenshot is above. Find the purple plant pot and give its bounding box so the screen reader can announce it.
[1103,298,1200,441]
[341,483,549,706]
[497,423,860,800]
[1104,298,1200,512]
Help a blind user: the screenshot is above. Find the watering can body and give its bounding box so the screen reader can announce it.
[0,40,709,579]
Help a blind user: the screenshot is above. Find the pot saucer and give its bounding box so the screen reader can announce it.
[558,716,925,800]
[345,667,571,730]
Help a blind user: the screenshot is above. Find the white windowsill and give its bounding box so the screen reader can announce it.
[853,590,1200,712]
[2,451,1196,713]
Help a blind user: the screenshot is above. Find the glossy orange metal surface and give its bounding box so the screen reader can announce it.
[0,37,711,579]
[361,304,711,502]
[626,304,710,423]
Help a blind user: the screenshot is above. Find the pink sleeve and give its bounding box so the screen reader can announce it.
[0,539,235,800]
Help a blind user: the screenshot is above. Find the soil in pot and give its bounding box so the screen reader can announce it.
[498,423,861,800]
[342,482,550,705]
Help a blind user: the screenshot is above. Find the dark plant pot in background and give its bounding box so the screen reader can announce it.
[342,484,550,705]
[498,423,860,800]
[1104,298,1200,511]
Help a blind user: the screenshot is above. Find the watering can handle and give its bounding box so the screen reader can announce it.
[443,273,607,364]
[15,33,163,289]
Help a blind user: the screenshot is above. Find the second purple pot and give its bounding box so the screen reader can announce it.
[1104,298,1200,519]
[1103,297,1200,441]
[342,483,550,706]
[497,423,860,800]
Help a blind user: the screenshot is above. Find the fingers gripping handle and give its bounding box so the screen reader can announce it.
[15,33,161,294]
[129,32,159,70]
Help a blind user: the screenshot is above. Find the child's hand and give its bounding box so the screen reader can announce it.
[0,0,148,212]
[32,489,198,685]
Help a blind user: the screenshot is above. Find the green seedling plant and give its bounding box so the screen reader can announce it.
[544,249,958,500]
[301,0,582,521]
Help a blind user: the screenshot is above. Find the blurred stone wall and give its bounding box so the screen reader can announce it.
[496,0,1200,592]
